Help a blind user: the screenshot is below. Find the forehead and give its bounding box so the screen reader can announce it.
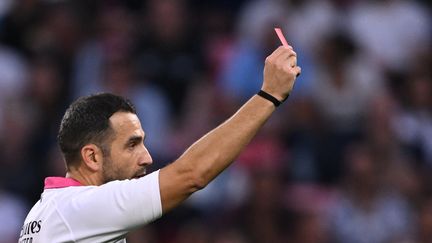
[109,111,144,138]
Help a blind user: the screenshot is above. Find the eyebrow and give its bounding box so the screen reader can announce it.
[124,134,145,148]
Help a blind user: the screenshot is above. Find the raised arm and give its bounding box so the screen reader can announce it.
[159,46,301,213]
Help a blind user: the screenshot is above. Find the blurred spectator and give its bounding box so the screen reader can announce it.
[311,32,380,134]
[27,57,67,124]
[136,0,204,118]
[0,45,29,100]
[0,0,13,19]
[213,227,248,243]
[289,212,330,243]
[186,165,249,216]
[169,80,224,155]
[23,57,79,191]
[73,3,137,97]
[126,226,158,243]
[0,189,28,243]
[0,97,35,198]
[348,0,431,72]
[0,45,28,134]
[284,0,342,56]
[328,143,415,243]
[417,196,432,243]
[310,32,384,183]
[364,93,400,157]
[282,97,322,182]
[236,0,287,47]
[363,92,425,203]
[282,0,350,96]
[227,169,289,243]
[393,72,432,166]
[0,0,42,54]
[284,184,336,243]
[218,0,289,101]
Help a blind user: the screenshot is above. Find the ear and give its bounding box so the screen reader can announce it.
[80,144,104,172]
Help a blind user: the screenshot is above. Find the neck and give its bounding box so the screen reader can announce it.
[66,167,102,186]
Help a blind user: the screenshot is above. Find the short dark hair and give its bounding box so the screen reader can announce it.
[58,93,136,168]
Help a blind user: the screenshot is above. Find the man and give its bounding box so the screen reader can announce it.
[19,46,300,242]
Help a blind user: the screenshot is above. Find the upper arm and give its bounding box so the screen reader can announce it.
[158,96,275,213]
[159,160,204,213]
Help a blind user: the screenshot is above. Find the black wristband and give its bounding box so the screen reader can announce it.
[257,90,286,107]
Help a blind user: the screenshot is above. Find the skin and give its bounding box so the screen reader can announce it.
[66,112,153,185]
[101,112,153,183]
[67,46,300,214]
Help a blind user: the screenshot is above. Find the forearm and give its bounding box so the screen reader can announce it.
[159,46,300,213]
[159,95,276,212]
[177,95,275,185]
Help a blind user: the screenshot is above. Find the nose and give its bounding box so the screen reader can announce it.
[139,145,153,166]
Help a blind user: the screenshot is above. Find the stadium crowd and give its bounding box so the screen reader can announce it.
[0,0,431,242]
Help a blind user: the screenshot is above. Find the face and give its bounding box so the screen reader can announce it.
[101,111,153,183]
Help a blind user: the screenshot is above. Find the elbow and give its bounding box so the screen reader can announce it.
[174,151,222,192]
[192,175,208,191]
[185,170,207,192]
[185,166,211,192]
[172,164,209,194]
[190,154,227,191]
[191,152,227,190]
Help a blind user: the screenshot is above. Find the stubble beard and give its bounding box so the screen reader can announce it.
[101,156,125,183]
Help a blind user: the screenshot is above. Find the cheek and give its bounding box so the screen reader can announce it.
[116,151,140,174]
[110,148,131,164]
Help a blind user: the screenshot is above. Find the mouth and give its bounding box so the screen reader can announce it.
[133,170,147,179]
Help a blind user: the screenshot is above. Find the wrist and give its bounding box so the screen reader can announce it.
[257,90,288,107]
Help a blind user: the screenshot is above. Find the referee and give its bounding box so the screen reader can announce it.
[19,46,300,243]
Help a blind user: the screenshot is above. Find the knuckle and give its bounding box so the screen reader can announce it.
[265,57,270,64]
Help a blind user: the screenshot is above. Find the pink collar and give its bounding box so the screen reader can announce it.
[44,177,83,189]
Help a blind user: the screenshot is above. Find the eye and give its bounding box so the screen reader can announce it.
[127,142,138,150]
[129,142,137,148]
[125,137,144,150]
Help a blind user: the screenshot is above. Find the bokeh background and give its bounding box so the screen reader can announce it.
[1,0,431,242]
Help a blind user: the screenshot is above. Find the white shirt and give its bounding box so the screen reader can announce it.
[18,170,162,243]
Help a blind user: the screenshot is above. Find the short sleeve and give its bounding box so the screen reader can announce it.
[57,170,162,242]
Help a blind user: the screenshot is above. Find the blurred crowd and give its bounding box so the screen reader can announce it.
[0,0,431,242]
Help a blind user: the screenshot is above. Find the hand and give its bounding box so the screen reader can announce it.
[262,46,301,101]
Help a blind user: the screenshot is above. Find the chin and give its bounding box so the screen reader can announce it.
[132,174,145,180]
